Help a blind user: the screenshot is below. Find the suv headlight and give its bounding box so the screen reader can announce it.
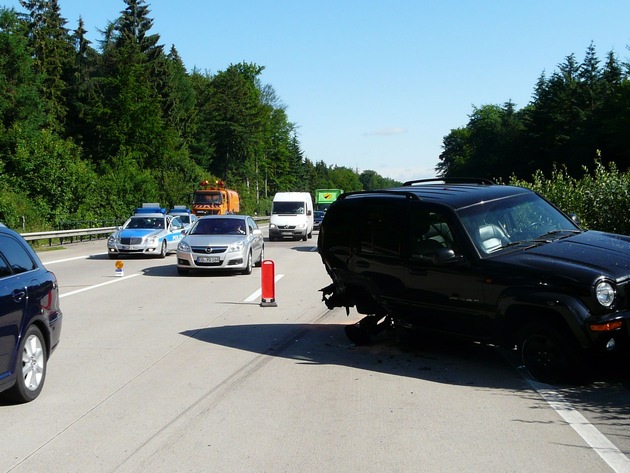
[595,280,616,307]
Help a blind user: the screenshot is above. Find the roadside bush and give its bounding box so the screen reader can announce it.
[508,160,630,235]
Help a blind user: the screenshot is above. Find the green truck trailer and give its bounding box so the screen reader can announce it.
[314,189,343,211]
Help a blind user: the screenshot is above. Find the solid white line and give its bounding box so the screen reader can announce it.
[244,274,285,302]
[59,274,141,298]
[528,379,630,473]
[45,253,108,265]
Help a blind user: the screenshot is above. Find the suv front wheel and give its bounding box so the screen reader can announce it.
[517,322,585,384]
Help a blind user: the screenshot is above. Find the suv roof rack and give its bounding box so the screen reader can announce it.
[402,177,495,186]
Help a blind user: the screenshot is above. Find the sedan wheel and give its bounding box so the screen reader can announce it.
[242,251,253,275]
[7,325,47,403]
[159,240,167,258]
[255,245,264,267]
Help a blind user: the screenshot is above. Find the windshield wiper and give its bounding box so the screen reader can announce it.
[535,229,582,240]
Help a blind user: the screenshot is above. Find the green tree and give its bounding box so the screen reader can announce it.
[19,0,74,130]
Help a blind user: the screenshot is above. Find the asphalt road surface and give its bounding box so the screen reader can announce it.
[1,233,629,473]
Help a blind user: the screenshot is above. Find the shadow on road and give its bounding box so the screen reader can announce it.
[179,320,630,429]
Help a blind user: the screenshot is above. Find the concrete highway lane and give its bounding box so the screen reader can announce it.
[0,237,627,472]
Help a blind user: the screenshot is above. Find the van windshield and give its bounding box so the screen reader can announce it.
[272,201,304,214]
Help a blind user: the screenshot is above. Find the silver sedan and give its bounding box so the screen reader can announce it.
[176,215,264,275]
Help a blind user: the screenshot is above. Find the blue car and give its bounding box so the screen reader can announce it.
[313,210,325,230]
[107,204,186,259]
[0,225,63,403]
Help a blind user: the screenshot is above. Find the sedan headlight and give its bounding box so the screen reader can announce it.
[228,240,245,252]
[595,280,616,308]
[178,240,191,252]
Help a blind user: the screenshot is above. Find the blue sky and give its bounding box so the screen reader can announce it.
[4,1,630,181]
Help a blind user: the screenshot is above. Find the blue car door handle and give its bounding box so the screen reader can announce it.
[12,289,26,302]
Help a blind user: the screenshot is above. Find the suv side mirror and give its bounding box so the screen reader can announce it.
[433,248,463,265]
[569,213,580,225]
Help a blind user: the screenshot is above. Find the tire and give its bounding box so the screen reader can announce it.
[518,322,585,384]
[242,251,253,275]
[159,240,167,258]
[302,233,307,241]
[255,245,264,267]
[6,325,47,403]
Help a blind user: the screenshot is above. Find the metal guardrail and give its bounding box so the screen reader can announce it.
[21,217,270,246]
[21,227,117,245]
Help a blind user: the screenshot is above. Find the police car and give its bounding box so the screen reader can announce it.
[107,204,186,259]
[168,205,198,231]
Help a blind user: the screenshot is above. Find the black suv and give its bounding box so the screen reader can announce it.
[318,178,630,383]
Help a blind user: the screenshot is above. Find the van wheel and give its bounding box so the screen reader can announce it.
[517,322,586,384]
[302,233,307,241]
[308,230,313,239]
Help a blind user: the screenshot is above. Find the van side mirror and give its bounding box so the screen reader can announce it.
[307,210,312,216]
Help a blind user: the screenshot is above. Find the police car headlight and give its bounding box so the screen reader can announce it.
[108,235,119,244]
[147,236,158,244]
[228,241,245,252]
[178,241,190,252]
[595,281,616,308]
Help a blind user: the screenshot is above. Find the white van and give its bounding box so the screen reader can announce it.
[269,192,314,241]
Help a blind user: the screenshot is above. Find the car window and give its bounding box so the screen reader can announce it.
[0,235,37,275]
[408,207,458,260]
[357,197,407,257]
[0,253,11,278]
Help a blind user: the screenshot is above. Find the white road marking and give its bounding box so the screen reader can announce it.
[44,253,108,264]
[528,379,630,473]
[244,274,285,302]
[59,274,141,298]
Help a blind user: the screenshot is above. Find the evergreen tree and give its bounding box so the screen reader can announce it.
[19,0,74,130]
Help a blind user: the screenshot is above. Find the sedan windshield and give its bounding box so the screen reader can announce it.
[191,218,246,235]
[457,192,580,255]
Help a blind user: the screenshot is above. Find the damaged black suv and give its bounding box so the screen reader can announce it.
[318,178,630,383]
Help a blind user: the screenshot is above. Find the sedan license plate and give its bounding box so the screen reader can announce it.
[197,256,220,263]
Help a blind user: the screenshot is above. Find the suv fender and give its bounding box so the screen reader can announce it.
[496,289,591,349]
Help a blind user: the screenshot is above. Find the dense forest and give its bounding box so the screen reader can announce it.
[438,43,630,181]
[0,0,399,231]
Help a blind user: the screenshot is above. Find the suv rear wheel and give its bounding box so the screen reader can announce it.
[518,322,585,384]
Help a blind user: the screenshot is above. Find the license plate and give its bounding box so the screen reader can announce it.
[121,245,136,250]
[197,256,220,263]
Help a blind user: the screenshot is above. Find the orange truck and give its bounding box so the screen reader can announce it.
[192,180,240,216]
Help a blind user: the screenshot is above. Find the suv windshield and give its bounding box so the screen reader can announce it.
[457,192,580,255]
